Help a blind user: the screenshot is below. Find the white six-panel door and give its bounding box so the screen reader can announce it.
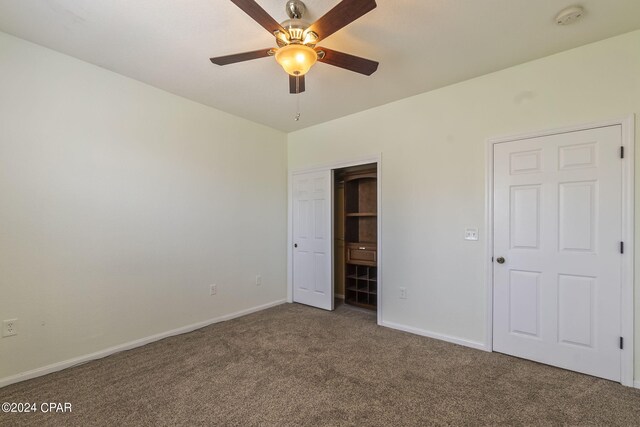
[493,125,622,381]
[292,170,333,311]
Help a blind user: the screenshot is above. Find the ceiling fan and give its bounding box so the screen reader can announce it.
[210,0,379,94]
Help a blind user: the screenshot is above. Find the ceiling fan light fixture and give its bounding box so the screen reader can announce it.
[302,30,318,45]
[273,30,290,46]
[275,44,318,76]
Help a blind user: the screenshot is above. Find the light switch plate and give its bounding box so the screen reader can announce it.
[465,228,479,241]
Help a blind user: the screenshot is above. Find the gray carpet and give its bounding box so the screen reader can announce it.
[1,303,639,426]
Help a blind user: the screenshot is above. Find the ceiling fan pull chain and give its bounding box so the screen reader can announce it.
[294,91,301,121]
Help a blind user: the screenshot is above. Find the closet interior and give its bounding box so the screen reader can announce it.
[334,163,378,310]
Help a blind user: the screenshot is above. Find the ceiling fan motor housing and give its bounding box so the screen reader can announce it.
[280,18,311,43]
[277,0,318,46]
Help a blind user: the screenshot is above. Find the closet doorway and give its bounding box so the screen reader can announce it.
[334,164,378,311]
[289,156,381,322]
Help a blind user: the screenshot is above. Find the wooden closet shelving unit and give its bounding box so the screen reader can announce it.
[343,168,377,310]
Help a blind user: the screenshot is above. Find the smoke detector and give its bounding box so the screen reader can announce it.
[555,5,585,25]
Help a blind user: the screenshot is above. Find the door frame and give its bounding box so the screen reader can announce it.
[288,154,383,324]
[484,115,635,387]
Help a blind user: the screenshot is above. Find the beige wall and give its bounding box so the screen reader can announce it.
[288,30,640,381]
[0,32,288,381]
[1,27,638,386]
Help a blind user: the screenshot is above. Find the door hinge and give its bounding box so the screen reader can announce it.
[620,146,624,159]
[620,241,624,254]
[620,337,624,350]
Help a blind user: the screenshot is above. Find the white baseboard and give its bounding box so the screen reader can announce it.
[381,321,639,384]
[0,299,286,389]
[380,320,488,351]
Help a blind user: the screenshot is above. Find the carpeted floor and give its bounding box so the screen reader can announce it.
[1,303,639,426]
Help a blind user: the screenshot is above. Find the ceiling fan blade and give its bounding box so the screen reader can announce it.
[210,48,273,66]
[289,75,306,94]
[307,0,376,42]
[317,48,379,76]
[230,0,288,36]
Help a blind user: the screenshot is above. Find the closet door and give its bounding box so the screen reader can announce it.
[492,125,623,381]
[292,170,333,310]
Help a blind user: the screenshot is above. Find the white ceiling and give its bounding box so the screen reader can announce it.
[1,1,639,132]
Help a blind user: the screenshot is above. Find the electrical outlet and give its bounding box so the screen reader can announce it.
[399,287,407,299]
[255,275,262,286]
[465,228,479,241]
[2,319,18,337]
[209,284,217,296]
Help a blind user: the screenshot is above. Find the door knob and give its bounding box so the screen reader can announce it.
[496,257,505,264]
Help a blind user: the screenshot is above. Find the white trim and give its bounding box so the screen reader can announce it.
[486,116,634,144]
[485,115,635,387]
[287,170,294,303]
[381,320,487,351]
[485,135,495,353]
[331,169,336,310]
[634,380,640,390]
[619,115,635,387]
[289,155,382,175]
[0,299,286,389]
[288,154,382,324]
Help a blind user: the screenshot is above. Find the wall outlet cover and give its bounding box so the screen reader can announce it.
[465,228,479,241]
[2,319,18,337]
